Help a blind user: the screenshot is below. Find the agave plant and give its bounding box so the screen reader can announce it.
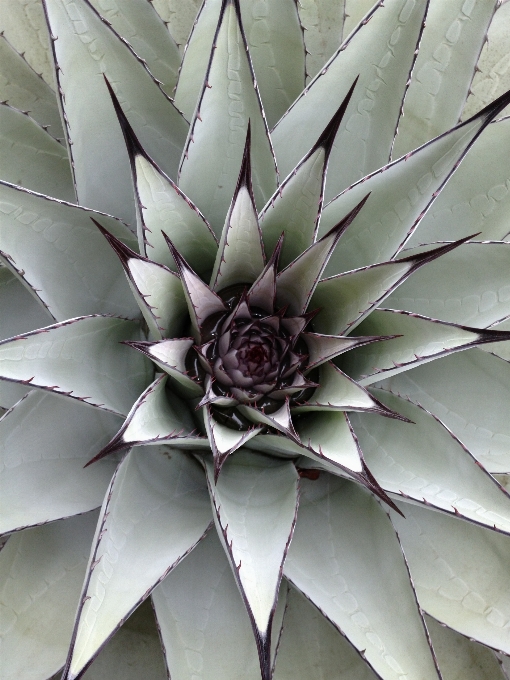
[1,0,510,679]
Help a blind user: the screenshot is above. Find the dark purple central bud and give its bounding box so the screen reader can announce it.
[213,314,292,399]
[197,288,314,411]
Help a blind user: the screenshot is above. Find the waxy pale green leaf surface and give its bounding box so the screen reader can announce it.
[204,408,262,460]
[303,333,382,371]
[239,0,305,129]
[292,361,392,415]
[66,447,212,679]
[352,391,510,533]
[134,155,217,278]
[211,185,265,292]
[172,0,222,120]
[43,0,188,226]
[425,614,506,680]
[392,501,510,654]
[124,257,187,340]
[0,512,98,680]
[392,0,497,158]
[272,0,428,201]
[320,104,507,276]
[284,475,440,680]
[178,1,277,237]
[151,0,202,50]
[259,148,326,269]
[174,0,305,129]
[0,34,64,140]
[81,601,167,680]
[312,260,414,335]
[343,0,379,37]
[0,0,54,86]
[385,243,510,327]
[153,530,286,680]
[0,316,152,416]
[297,0,346,83]
[88,0,181,95]
[0,380,29,410]
[0,390,121,533]
[0,182,140,321]
[341,310,487,386]
[204,451,298,643]
[0,104,74,202]
[0,266,53,339]
[108,375,196,450]
[134,339,203,397]
[408,119,510,245]
[377,350,510,474]
[296,410,363,472]
[461,0,510,121]
[273,585,378,680]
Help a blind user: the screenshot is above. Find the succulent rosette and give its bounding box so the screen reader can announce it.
[1,1,510,680]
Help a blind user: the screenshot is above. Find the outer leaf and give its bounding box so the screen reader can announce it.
[276,196,368,315]
[284,475,440,680]
[343,0,379,37]
[319,91,510,276]
[297,0,346,83]
[391,501,510,654]
[352,391,510,533]
[210,126,265,291]
[273,585,378,680]
[89,375,197,461]
[0,380,29,410]
[94,221,188,341]
[203,405,262,479]
[292,360,404,419]
[0,315,152,416]
[0,182,140,321]
[426,614,506,680]
[88,0,181,95]
[311,238,473,334]
[81,600,167,680]
[385,242,510,327]
[0,390,121,534]
[174,0,305,128]
[294,410,362,473]
[392,0,497,158]
[1,0,54,85]
[178,0,278,237]
[408,119,510,245]
[461,0,510,121]
[0,104,74,201]
[0,266,52,341]
[172,0,223,119]
[43,0,188,226]
[0,512,98,680]
[104,82,218,277]
[152,0,202,50]
[377,349,510,474]
[272,0,429,201]
[63,446,212,680]
[204,450,299,680]
[260,80,357,268]
[340,309,510,386]
[239,0,305,128]
[153,529,287,680]
[126,339,203,398]
[167,240,227,341]
[0,33,64,140]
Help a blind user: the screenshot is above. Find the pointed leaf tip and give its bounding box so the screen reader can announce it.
[322,192,371,242]
[103,75,146,163]
[312,77,359,159]
[91,217,140,266]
